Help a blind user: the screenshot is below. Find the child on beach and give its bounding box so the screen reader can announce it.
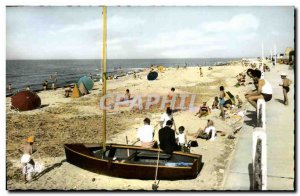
[167,87,175,100]
[279,73,292,105]
[235,95,243,108]
[176,126,187,152]
[212,97,219,109]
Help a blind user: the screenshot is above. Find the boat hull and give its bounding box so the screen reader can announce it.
[64,143,202,180]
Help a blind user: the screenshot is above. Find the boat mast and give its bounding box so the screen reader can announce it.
[102,6,107,152]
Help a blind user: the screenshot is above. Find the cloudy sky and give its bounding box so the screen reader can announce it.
[6,6,294,59]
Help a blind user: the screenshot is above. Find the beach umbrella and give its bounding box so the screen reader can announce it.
[11,90,41,111]
[79,82,88,95]
[147,71,158,81]
[78,76,94,91]
[71,84,81,98]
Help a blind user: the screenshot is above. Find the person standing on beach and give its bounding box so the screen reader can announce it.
[219,86,228,120]
[21,136,35,182]
[199,67,203,77]
[279,73,292,105]
[167,87,175,100]
[43,80,48,91]
[245,69,272,109]
[137,118,154,148]
[8,84,12,93]
[160,107,174,128]
[158,120,180,154]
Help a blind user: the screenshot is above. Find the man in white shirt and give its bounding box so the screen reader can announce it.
[160,107,174,128]
[137,118,154,148]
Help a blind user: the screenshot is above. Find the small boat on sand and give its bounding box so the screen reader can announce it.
[64,143,202,180]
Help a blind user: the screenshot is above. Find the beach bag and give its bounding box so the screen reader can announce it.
[226,91,235,105]
[189,140,198,147]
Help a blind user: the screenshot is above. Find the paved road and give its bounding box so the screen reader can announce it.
[223,64,295,190]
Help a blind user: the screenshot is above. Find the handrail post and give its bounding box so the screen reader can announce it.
[253,128,267,190]
[257,99,266,130]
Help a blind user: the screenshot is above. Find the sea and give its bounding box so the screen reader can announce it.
[6,58,240,95]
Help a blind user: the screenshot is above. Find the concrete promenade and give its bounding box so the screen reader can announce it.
[223,64,295,190]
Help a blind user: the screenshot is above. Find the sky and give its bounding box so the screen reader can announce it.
[6,6,294,59]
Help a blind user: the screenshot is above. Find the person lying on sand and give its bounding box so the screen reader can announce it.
[279,73,292,105]
[195,119,216,141]
[195,102,211,118]
[137,118,154,148]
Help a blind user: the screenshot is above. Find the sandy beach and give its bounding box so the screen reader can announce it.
[6,61,280,190]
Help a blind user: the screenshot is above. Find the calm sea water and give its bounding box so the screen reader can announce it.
[6,58,239,94]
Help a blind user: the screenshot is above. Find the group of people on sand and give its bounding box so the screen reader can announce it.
[136,105,218,154]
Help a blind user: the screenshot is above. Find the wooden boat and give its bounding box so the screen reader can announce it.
[64,143,202,180]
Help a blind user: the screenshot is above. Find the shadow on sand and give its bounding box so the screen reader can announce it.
[244,111,257,127]
[274,98,285,105]
[32,159,66,182]
[248,163,254,190]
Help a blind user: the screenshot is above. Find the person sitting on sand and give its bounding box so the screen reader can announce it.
[137,118,155,148]
[26,86,31,91]
[212,97,219,109]
[245,69,272,109]
[64,86,72,98]
[120,89,131,102]
[158,120,180,154]
[195,119,216,141]
[279,73,292,105]
[160,107,174,128]
[235,95,243,108]
[236,73,246,86]
[125,89,131,100]
[176,126,187,152]
[195,102,211,118]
